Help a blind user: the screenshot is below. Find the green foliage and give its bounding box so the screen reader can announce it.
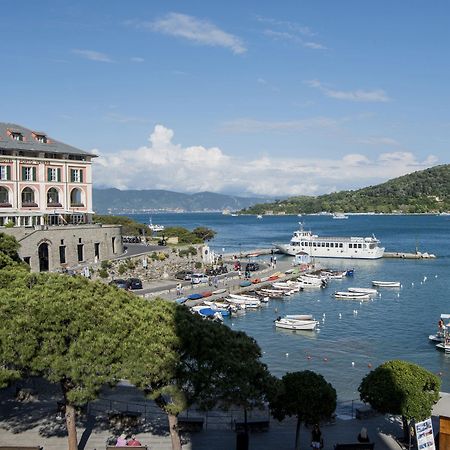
[161,226,214,244]
[242,164,450,214]
[101,259,112,269]
[118,264,127,275]
[270,371,336,450]
[359,360,440,422]
[192,226,216,241]
[93,214,146,236]
[0,233,22,263]
[194,262,202,269]
[178,246,198,258]
[98,268,108,278]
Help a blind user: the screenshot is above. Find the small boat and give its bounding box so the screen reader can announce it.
[226,296,261,308]
[345,269,355,276]
[334,291,371,300]
[321,270,347,279]
[239,280,252,287]
[212,288,227,295]
[285,314,314,321]
[332,212,348,219]
[348,287,378,295]
[372,281,401,288]
[175,297,188,304]
[257,214,263,219]
[148,217,165,232]
[187,293,203,300]
[430,314,450,343]
[200,291,212,298]
[436,341,450,353]
[191,306,225,321]
[259,289,285,298]
[274,317,319,331]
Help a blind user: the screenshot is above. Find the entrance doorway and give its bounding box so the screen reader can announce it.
[38,242,49,272]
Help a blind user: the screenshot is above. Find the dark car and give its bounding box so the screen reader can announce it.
[245,262,260,272]
[175,270,193,281]
[109,279,131,290]
[128,277,143,290]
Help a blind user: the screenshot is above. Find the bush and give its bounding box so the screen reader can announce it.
[98,268,108,278]
[118,264,127,275]
[194,262,202,269]
[101,260,112,269]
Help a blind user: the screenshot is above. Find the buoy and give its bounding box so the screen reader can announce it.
[323,357,328,362]
[351,361,355,367]
[435,275,438,278]
[339,313,342,319]
[285,353,289,357]
[307,355,312,360]
[424,276,427,282]
[368,363,372,368]
[400,284,403,288]
[420,282,423,285]
[438,372,443,376]
[323,313,326,317]
[412,282,414,287]
[397,293,400,297]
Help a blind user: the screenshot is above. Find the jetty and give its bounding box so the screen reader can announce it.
[383,251,436,259]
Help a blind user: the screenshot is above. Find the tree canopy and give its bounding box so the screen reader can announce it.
[359,360,440,422]
[270,370,336,450]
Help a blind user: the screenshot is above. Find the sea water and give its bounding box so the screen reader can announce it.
[130,213,450,400]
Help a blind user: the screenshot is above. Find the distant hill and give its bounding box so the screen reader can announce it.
[93,188,272,214]
[241,164,450,215]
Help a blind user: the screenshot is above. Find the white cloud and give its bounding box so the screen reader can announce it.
[72,49,113,63]
[263,29,326,51]
[147,13,246,54]
[130,57,145,63]
[93,124,438,197]
[306,79,390,102]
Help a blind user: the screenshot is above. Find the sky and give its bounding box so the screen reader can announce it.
[1,0,449,197]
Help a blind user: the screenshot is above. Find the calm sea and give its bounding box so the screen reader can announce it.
[129,213,450,400]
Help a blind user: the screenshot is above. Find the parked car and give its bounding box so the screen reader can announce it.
[175,270,193,281]
[245,262,260,272]
[191,273,209,284]
[109,279,131,290]
[128,278,143,290]
[205,265,228,276]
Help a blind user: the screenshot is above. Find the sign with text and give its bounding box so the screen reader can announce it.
[415,418,435,450]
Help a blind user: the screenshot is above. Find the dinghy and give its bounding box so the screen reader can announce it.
[334,291,371,300]
[348,287,378,295]
[372,280,401,287]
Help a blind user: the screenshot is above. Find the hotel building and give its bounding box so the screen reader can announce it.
[0,123,122,271]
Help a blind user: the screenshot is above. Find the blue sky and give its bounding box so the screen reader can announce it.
[1,1,449,196]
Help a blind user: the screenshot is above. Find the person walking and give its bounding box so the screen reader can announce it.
[357,427,370,443]
[311,424,323,449]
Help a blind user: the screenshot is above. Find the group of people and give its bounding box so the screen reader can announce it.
[115,433,142,447]
[310,425,370,448]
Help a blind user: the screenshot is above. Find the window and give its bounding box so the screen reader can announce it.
[47,188,60,206]
[77,244,84,262]
[22,187,36,206]
[94,243,100,259]
[0,165,11,181]
[59,246,66,264]
[70,169,83,183]
[70,188,84,207]
[0,187,10,205]
[22,166,36,181]
[35,134,47,143]
[47,167,61,182]
[11,132,23,141]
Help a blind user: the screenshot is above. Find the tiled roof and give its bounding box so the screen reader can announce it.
[0,123,96,157]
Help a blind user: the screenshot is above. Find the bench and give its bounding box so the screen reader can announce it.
[0,447,43,450]
[234,419,270,433]
[334,443,375,450]
[177,417,204,432]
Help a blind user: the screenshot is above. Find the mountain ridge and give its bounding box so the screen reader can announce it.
[93,188,272,213]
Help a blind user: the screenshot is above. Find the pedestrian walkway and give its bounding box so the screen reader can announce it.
[1,379,448,449]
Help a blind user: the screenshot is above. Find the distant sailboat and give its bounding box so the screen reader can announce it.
[148,217,165,232]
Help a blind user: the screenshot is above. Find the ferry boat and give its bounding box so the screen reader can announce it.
[275,223,384,259]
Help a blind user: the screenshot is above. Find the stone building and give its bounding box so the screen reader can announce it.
[0,123,122,271]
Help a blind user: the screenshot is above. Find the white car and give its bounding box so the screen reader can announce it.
[191,273,208,284]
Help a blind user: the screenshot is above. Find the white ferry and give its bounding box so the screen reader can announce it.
[275,223,384,259]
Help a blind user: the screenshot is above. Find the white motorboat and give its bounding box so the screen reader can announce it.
[257,214,263,219]
[429,314,450,343]
[285,314,314,321]
[275,223,384,259]
[297,275,326,288]
[226,296,260,308]
[348,287,378,295]
[372,281,401,287]
[436,342,450,353]
[274,317,319,331]
[320,270,347,279]
[148,217,165,233]
[272,281,302,292]
[332,212,348,220]
[334,291,371,300]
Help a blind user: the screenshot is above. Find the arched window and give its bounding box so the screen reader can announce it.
[70,188,84,207]
[22,187,36,206]
[47,188,61,206]
[0,187,10,206]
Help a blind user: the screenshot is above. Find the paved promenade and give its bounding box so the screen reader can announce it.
[1,379,448,450]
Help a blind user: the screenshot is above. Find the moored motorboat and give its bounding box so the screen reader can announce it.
[348,287,378,295]
[372,281,401,287]
[334,291,371,300]
[274,317,319,331]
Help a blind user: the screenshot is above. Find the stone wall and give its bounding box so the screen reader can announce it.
[3,224,123,272]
